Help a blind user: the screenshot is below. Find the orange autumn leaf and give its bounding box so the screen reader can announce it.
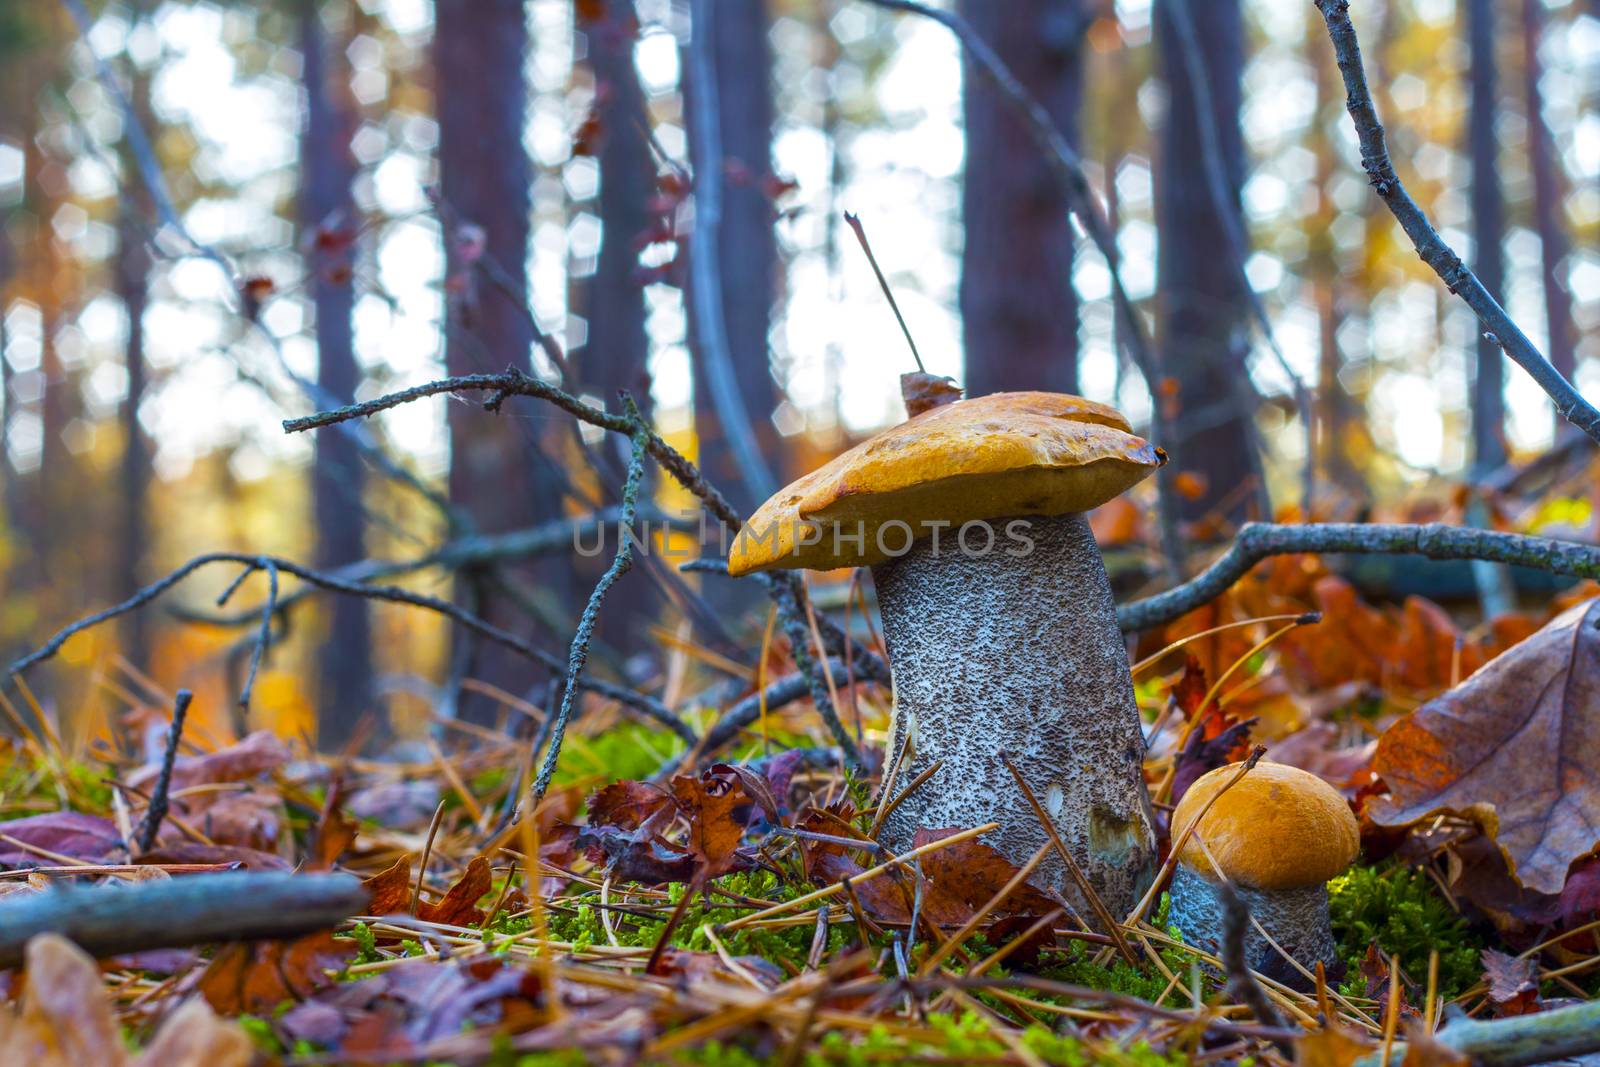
[363,855,413,914]
[418,856,493,926]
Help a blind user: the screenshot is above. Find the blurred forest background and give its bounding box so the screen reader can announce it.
[2,0,1598,753]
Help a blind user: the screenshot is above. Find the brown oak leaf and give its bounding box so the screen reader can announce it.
[1480,948,1540,1016]
[1372,598,1600,894]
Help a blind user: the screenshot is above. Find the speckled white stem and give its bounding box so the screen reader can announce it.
[871,512,1157,918]
[1168,865,1339,985]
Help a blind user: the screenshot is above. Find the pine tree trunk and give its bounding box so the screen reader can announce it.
[687,0,779,520]
[959,0,1087,397]
[436,0,569,722]
[1467,0,1505,471]
[301,0,371,747]
[1153,0,1257,526]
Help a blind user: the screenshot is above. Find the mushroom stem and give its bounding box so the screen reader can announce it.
[1168,865,1338,983]
[871,511,1156,916]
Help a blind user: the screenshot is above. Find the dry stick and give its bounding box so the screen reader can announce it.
[1125,746,1266,926]
[842,211,924,373]
[1312,0,1600,444]
[1117,522,1600,633]
[1130,612,1320,676]
[719,822,1000,933]
[132,689,193,854]
[858,0,1184,578]
[1000,752,1137,966]
[868,759,943,840]
[1218,884,1293,1056]
[0,872,367,968]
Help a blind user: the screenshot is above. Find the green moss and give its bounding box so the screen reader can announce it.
[1329,864,1484,1000]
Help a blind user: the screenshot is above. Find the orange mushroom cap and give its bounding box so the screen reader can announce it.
[1171,761,1360,891]
[727,391,1165,574]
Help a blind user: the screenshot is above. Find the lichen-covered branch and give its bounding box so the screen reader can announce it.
[1356,998,1600,1067]
[0,872,367,968]
[1117,522,1600,632]
[1313,0,1600,445]
[531,404,649,803]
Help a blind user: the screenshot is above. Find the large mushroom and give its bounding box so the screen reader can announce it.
[727,390,1165,915]
[1168,761,1360,981]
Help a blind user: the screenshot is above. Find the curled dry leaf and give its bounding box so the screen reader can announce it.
[1372,598,1600,894]
[363,854,414,915]
[417,856,493,926]
[198,931,353,1016]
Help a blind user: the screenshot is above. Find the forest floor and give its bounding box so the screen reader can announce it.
[3,550,1600,1067]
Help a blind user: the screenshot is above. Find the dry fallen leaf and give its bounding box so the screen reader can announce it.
[417,856,493,926]
[198,931,353,1015]
[1372,598,1600,894]
[363,854,414,914]
[1481,948,1540,1016]
[0,935,250,1067]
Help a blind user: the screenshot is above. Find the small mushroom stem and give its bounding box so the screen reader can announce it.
[871,511,1157,916]
[1168,865,1339,983]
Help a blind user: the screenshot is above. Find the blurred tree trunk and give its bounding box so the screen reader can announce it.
[113,190,151,670]
[1153,0,1256,526]
[573,0,658,655]
[1306,14,1363,501]
[958,0,1087,396]
[1467,0,1505,471]
[687,0,779,520]
[1521,0,1576,426]
[436,0,567,723]
[300,0,371,747]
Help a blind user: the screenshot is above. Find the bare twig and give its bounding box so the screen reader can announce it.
[1117,522,1600,632]
[531,402,650,804]
[1313,0,1600,445]
[132,689,192,854]
[843,212,924,373]
[1354,998,1600,1067]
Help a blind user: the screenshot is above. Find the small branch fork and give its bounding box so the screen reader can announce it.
[286,369,869,770]
[1313,0,1600,446]
[1116,522,1600,632]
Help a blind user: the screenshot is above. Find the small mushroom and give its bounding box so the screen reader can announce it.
[728,390,1165,915]
[1167,761,1360,981]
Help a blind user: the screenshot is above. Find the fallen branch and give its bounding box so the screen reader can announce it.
[0,872,367,968]
[1117,522,1600,632]
[1313,0,1600,445]
[1356,998,1600,1067]
[1218,883,1292,1056]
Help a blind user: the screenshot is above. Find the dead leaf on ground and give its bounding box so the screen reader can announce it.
[198,931,353,1015]
[670,767,748,879]
[1481,948,1540,1016]
[0,812,123,866]
[363,854,413,914]
[128,730,290,793]
[417,856,493,926]
[1294,1019,1376,1067]
[0,935,250,1067]
[1372,598,1600,894]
